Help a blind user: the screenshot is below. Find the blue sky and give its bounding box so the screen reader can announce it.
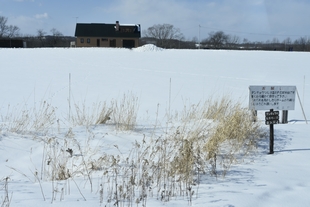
[1,0,310,42]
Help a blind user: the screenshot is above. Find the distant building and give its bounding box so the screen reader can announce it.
[74,21,141,48]
[0,38,25,48]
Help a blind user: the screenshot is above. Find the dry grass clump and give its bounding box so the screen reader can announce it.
[40,130,102,183]
[32,130,106,203]
[96,108,112,125]
[202,96,233,120]
[174,96,232,122]
[1,177,12,207]
[0,92,139,134]
[110,92,139,131]
[70,92,139,131]
[1,100,56,135]
[43,137,73,181]
[204,101,262,176]
[167,96,263,180]
[70,101,111,127]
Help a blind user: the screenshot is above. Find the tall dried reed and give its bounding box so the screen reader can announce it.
[110,92,139,131]
[1,100,56,135]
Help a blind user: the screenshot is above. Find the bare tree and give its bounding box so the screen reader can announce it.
[37,29,46,38]
[226,35,240,48]
[294,37,308,51]
[243,38,249,44]
[7,25,20,37]
[282,37,292,51]
[144,24,184,48]
[203,31,229,49]
[283,37,292,45]
[271,37,279,44]
[0,16,8,37]
[51,28,63,37]
[37,29,46,46]
[0,16,20,38]
[50,28,63,46]
[192,36,198,44]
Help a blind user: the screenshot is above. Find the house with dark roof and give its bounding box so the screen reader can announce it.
[74,21,141,48]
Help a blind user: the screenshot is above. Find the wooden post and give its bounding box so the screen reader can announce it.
[282,110,288,124]
[252,110,257,122]
[269,123,274,154]
[269,109,274,154]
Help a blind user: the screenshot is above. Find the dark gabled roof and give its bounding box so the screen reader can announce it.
[74,23,141,38]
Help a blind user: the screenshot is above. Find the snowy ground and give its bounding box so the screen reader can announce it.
[0,45,310,207]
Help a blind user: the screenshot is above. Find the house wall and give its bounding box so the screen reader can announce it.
[76,37,139,48]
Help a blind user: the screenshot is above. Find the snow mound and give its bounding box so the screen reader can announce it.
[134,44,164,52]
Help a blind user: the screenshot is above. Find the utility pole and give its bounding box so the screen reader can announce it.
[198,25,201,49]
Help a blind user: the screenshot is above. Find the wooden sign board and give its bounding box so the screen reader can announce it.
[265,111,280,125]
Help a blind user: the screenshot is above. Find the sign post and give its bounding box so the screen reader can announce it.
[265,109,279,154]
[269,120,274,154]
[249,85,296,154]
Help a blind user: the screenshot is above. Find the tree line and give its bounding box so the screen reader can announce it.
[0,16,74,47]
[1,15,309,51]
[143,24,310,51]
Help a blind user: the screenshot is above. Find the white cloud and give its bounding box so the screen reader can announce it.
[35,13,48,19]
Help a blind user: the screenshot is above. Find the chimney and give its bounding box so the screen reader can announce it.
[115,21,119,31]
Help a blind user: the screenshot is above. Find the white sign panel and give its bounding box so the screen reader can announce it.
[249,86,296,110]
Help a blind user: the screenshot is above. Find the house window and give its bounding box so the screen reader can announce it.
[80,38,84,43]
[87,38,91,43]
[120,28,134,33]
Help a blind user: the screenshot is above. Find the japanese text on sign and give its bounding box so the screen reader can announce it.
[249,86,296,110]
[265,110,280,125]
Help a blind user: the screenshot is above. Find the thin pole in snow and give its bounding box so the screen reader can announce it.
[303,75,305,107]
[169,78,171,121]
[296,88,308,124]
[69,73,71,122]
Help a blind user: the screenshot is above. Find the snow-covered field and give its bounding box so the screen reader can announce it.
[0,45,309,207]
